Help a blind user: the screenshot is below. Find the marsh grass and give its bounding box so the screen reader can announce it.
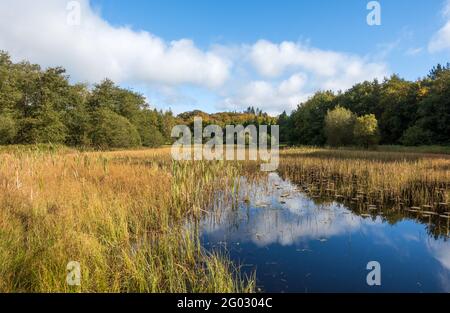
[0,147,254,292]
[1,145,449,292]
[278,147,450,211]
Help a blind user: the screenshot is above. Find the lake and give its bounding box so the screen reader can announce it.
[198,173,450,292]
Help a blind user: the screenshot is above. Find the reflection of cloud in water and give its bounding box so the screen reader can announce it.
[427,240,450,292]
[200,173,450,292]
[436,269,450,292]
[428,240,450,271]
[249,199,361,247]
[202,173,368,247]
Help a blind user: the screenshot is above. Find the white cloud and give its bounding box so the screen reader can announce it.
[429,0,450,52]
[405,47,423,56]
[220,74,310,114]
[429,22,450,52]
[250,40,387,88]
[0,0,389,114]
[219,41,387,113]
[0,0,230,88]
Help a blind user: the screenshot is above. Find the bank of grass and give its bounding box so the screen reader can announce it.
[279,147,450,209]
[0,143,77,155]
[0,147,254,292]
[283,144,450,155]
[374,145,450,155]
[2,144,449,292]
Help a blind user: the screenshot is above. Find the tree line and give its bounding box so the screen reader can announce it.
[1,50,449,148]
[177,108,276,128]
[0,51,176,148]
[279,63,450,147]
[0,51,278,149]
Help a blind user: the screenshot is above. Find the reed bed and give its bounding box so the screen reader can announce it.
[1,144,449,292]
[278,147,450,212]
[0,147,254,292]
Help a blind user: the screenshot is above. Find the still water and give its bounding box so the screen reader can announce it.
[199,173,450,292]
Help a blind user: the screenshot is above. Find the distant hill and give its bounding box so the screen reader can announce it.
[177,109,277,127]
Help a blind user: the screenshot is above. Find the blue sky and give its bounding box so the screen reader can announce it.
[1,0,450,114]
[90,0,448,79]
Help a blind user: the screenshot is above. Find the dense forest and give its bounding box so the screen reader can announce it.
[0,51,178,148]
[279,63,450,146]
[177,107,276,128]
[1,50,449,148]
[0,51,275,148]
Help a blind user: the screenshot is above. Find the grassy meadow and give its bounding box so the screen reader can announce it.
[0,145,449,292]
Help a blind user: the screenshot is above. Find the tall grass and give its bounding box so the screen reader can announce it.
[279,147,450,210]
[0,147,254,292]
[1,145,448,292]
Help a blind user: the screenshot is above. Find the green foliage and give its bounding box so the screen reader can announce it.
[290,91,336,145]
[64,84,91,146]
[90,109,141,148]
[158,111,177,141]
[353,114,380,147]
[177,109,277,146]
[177,109,276,129]
[278,111,291,143]
[0,114,18,144]
[0,51,172,148]
[378,76,419,144]
[89,79,146,122]
[337,80,381,116]
[19,108,68,144]
[400,126,433,146]
[1,50,449,149]
[282,64,450,147]
[141,125,166,147]
[324,106,355,146]
[411,67,450,145]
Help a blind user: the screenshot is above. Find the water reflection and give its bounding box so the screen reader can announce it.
[200,173,450,292]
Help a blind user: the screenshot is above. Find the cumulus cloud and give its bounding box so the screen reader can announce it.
[250,40,387,87]
[429,23,450,52]
[0,0,230,88]
[220,73,310,113]
[429,0,450,52]
[219,40,387,113]
[0,0,389,114]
